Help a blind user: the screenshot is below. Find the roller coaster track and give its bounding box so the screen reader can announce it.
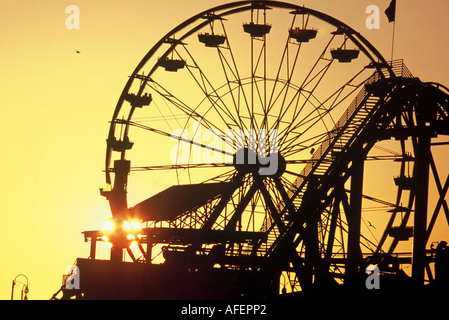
[240,59,449,292]
[259,61,409,253]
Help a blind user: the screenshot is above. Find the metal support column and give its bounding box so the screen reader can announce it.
[346,145,365,280]
[303,176,321,287]
[412,134,431,285]
[110,245,123,262]
[90,237,97,260]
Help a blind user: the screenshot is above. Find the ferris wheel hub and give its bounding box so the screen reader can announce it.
[233,148,286,177]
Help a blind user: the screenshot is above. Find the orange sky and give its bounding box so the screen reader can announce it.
[0,0,448,300]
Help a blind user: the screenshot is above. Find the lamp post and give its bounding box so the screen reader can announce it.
[11,274,29,300]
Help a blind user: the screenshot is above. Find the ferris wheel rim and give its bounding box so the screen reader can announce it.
[105,0,393,185]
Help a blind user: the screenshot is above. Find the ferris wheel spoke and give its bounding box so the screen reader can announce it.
[281,119,344,170]
[270,27,335,133]
[144,93,184,135]
[246,8,268,131]
[279,69,367,152]
[216,48,250,133]
[257,180,285,233]
[281,131,331,158]
[275,73,331,144]
[278,109,329,155]
[287,77,360,147]
[201,168,238,184]
[253,41,270,130]
[253,77,269,129]
[267,44,303,127]
[278,66,334,149]
[150,45,241,138]
[275,67,335,149]
[266,49,303,134]
[216,19,252,133]
[265,11,301,118]
[146,79,237,143]
[174,45,245,132]
[129,163,232,171]
[124,120,234,158]
[280,33,356,133]
[145,80,203,122]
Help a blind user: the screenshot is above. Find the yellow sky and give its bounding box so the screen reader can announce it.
[0,0,448,299]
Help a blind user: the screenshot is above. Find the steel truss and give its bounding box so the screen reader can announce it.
[54,1,449,300]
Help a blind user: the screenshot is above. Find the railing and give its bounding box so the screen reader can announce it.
[389,59,414,78]
[289,60,415,196]
[264,61,417,254]
[288,71,379,196]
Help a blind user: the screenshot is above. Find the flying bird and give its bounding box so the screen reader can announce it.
[368,221,376,229]
[75,50,81,54]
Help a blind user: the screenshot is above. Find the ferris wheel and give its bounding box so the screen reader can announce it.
[73,1,449,299]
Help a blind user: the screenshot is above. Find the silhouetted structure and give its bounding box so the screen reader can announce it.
[52,1,449,300]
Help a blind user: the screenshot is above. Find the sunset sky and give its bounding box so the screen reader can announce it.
[1,0,448,300]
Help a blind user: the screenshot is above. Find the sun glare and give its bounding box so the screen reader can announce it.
[101,220,114,232]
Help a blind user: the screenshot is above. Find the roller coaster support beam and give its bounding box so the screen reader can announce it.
[303,176,321,288]
[346,142,366,281]
[412,132,431,285]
